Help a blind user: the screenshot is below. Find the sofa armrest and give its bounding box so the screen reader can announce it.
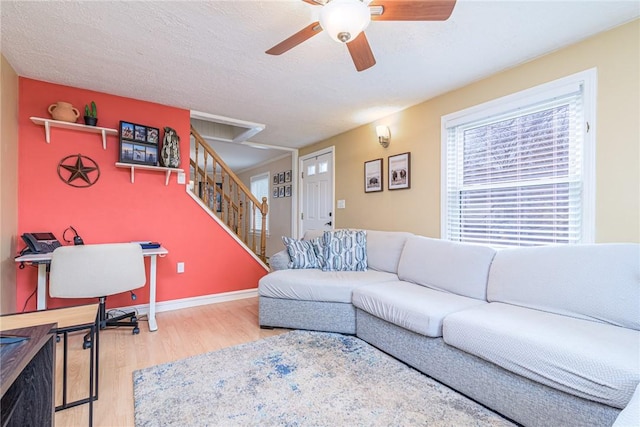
[269,249,290,271]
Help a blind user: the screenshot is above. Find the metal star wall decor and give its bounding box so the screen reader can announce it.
[57,154,100,188]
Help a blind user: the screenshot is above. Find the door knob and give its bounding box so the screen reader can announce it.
[325,221,332,226]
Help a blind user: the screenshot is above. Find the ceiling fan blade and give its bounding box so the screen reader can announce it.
[266,22,323,55]
[346,32,376,72]
[370,0,457,21]
[301,0,325,5]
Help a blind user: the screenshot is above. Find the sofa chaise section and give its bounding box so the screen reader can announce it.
[259,269,397,333]
[258,230,413,333]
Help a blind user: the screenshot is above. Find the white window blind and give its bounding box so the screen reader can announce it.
[250,173,269,232]
[442,71,595,247]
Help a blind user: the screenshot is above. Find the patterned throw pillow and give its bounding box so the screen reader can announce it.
[282,236,321,269]
[321,230,368,272]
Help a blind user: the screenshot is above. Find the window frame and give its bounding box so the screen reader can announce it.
[250,172,270,234]
[440,68,597,247]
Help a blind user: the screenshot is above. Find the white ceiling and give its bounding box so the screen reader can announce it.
[2,1,638,163]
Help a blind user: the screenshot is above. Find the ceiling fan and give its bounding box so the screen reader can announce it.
[265,0,457,72]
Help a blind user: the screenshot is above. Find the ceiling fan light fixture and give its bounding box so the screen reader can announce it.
[319,0,371,43]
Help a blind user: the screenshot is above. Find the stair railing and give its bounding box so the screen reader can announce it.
[190,125,268,262]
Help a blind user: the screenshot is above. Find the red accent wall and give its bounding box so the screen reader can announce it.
[16,78,267,311]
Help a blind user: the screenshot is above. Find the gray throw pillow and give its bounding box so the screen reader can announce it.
[269,250,291,271]
[282,236,321,269]
[322,230,367,272]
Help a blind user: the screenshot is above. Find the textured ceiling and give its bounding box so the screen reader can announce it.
[2,0,638,156]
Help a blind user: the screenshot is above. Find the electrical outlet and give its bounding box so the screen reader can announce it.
[177,262,185,273]
[177,172,186,184]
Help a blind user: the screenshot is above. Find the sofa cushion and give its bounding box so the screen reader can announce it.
[352,281,486,337]
[322,230,367,272]
[258,269,397,303]
[397,236,496,300]
[365,230,413,273]
[282,237,321,269]
[487,243,640,330]
[443,302,640,409]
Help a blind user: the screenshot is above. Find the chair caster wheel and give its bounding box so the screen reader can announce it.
[56,335,61,343]
[83,340,92,349]
[131,316,137,323]
[132,327,140,335]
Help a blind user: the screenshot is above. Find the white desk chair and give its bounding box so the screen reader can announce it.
[49,243,147,347]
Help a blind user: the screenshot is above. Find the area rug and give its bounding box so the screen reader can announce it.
[133,331,515,426]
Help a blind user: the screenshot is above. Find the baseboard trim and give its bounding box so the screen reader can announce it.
[116,288,258,316]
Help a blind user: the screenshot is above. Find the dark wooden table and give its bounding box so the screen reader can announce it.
[1,322,56,427]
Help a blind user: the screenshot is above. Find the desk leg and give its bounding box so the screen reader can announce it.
[148,254,158,332]
[37,263,47,310]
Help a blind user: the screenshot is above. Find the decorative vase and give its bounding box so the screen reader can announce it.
[48,101,80,123]
[160,127,181,168]
[84,116,98,126]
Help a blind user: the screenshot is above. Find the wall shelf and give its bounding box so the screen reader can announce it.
[115,162,184,186]
[30,117,118,150]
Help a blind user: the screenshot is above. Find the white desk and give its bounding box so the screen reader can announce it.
[15,246,168,332]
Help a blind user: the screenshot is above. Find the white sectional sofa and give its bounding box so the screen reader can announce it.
[258,230,640,427]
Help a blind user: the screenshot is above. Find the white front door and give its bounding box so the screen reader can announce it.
[300,150,334,236]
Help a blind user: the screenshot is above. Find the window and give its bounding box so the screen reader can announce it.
[441,69,595,247]
[250,172,269,233]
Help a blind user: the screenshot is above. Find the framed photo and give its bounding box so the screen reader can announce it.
[120,121,135,140]
[273,187,279,198]
[119,121,160,166]
[278,172,285,184]
[273,174,279,185]
[134,125,147,142]
[285,185,292,197]
[146,127,159,145]
[120,141,158,166]
[285,170,292,183]
[279,186,285,198]
[388,152,411,190]
[364,158,383,193]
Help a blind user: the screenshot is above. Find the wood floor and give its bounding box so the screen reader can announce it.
[54,297,285,426]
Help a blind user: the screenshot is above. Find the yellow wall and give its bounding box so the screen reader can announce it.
[0,54,19,313]
[300,19,640,243]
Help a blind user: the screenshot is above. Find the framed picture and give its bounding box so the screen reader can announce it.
[285,185,292,197]
[273,187,279,198]
[273,174,279,185]
[146,127,159,145]
[285,170,292,183]
[120,141,158,166]
[388,152,411,190]
[120,121,135,140]
[364,158,383,193]
[279,186,285,198]
[278,172,285,184]
[119,121,160,166]
[134,125,147,142]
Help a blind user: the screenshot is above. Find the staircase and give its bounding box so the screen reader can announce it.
[189,125,268,263]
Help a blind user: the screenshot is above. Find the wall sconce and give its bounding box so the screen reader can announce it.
[376,125,390,148]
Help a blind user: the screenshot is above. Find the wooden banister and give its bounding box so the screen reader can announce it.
[189,126,268,262]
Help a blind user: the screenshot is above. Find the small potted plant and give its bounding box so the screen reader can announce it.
[83,101,98,126]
